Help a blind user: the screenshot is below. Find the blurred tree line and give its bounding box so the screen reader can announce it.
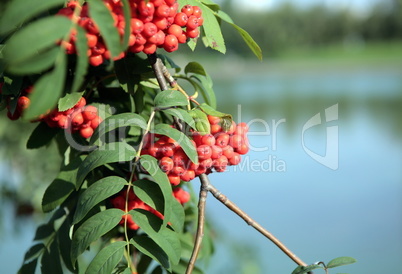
[218,0,402,56]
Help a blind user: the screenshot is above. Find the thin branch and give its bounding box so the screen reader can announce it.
[186,174,209,274]
[148,54,168,91]
[202,175,308,268]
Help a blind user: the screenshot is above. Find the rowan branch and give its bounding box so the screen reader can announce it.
[186,174,209,274]
[148,54,168,91]
[202,174,309,268]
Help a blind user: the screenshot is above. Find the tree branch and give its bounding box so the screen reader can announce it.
[148,53,168,91]
[186,175,209,274]
[201,174,309,268]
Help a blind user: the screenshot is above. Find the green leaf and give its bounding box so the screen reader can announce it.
[189,108,210,135]
[3,16,71,66]
[26,122,61,149]
[18,259,38,274]
[0,0,65,35]
[152,124,198,164]
[191,74,216,109]
[76,142,136,189]
[85,241,126,274]
[41,238,63,274]
[58,217,75,273]
[172,259,204,274]
[133,179,165,215]
[129,210,181,266]
[42,156,83,212]
[291,264,324,274]
[130,236,170,270]
[58,91,85,112]
[23,243,45,262]
[169,198,185,233]
[184,62,207,76]
[88,0,121,58]
[162,108,196,130]
[184,62,216,108]
[198,3,226,53]
[71,208,123,265]
[73,176,127,225]
[215,10,262,60]
[6,47,59,75]
[327,257,357,269]
[23,52,67,120]
[71,25,89,93]
[33,223,54,241]
[139,155,173,227]
[154,90,188,109]
[120,0,132,51]
[90,113,147,145]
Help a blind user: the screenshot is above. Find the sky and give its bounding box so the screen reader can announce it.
[224,0,384,14]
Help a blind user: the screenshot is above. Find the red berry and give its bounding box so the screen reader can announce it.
[91,41,106,55]
[177,33,187,43]
[58,115,68,129]
[173,187,190,204]
[211,145,223,159]
[168,174,181,185]
[197,144,212,160]
[142,22,158,37]
[215,133,229,147]
[143,42,157,54]
[181,5,194,16]
[174,12,188,27]
[7,110,20,120]
[155,4,170,18]
[213,155,228,172]
[185,27,199,39]
[159,157,174,172]
[208,115,220,125]
[229,152,241,165]
[80,126,94,138]
[130,18,144,34]
[222,145,234,159]
[90,116,101,129]
[17,96,30,110]
[236,143,249,155]
[193,6,202,18]
[89,54,103,66]
[165,0,177,5]
[75,97,86,108]
[138,1,155,17]
[171,166,185,176]
[153,17,169,30]
[168,24,183,38]
[86,33,98,48]
[180,169,195,182]
[163,34,178,52]
[82,105,98,121]
[201,134,215,146]
[186,15,199,29]
[71,112,84,127]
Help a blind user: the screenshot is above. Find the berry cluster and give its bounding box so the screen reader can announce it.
[110,186,189,230]
[1,81,101,139]
[141,115,249,185]
[41,97,102,139]
[4,86,32,120]
[58,0,204,66]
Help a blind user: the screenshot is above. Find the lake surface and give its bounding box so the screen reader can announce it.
[201,57,402,273]
[1,56,401,273]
